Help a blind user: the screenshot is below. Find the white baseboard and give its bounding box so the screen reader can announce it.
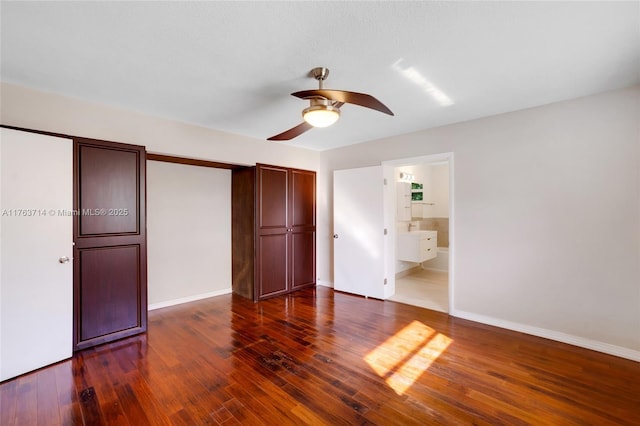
[148,288,232,311]
[420,266,448,272]
[451,309,640,362]
[149,285,639,362]
[395,266,421,279]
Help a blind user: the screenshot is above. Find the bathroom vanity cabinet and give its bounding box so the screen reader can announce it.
[231,163,316,301]
[397,230,437,263]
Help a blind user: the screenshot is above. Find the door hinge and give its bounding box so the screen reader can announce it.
[383,228,388,235]
[384,278,388,285]
[383,178,388,185]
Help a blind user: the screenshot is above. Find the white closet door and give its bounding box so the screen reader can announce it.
[0,128,73,381]
[333,166,387,299]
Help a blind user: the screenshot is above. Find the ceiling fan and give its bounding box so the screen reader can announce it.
[267,67,394,141]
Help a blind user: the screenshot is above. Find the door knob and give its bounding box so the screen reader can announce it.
[59,256,70,264]
[333,234,339,239]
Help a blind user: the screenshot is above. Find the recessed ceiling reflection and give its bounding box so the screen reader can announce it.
[392,59,454,106]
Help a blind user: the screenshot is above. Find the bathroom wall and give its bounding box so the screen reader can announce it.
[395,163,450,247]
[394,163,450,273]
[419,218,449,248]
[418,163,449,248]
[427,164,449,218]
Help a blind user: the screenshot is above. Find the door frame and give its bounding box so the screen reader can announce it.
[382,152,455,313]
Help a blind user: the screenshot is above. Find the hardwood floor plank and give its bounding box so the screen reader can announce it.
[77,386,105,426]
[223,397,266,425]
[78,351,129,425]
[225,381,301,424]
[168,408,200,425]
[0,378,18,425]
[14,373,38,425]
[1,286,638,424]
[52,361,83,426]
[36,366,61,426]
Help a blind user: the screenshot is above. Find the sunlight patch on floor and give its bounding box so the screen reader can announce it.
[364,320,452,395]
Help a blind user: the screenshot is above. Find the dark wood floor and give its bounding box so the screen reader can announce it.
[2,286,639,425]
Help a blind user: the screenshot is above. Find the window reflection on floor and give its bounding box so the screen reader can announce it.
[364,320,453,395]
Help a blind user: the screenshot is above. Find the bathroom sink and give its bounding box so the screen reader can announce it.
[397,230,437,263]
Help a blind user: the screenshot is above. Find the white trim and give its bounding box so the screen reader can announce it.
[148,288,232,311]
[317,280,334,288]
[395,266,422,279]
[451,309,640,362]
[382,153,453,167]
[421,266,448,273]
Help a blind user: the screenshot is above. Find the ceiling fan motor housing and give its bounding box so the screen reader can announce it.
[311,66,330,79]
[303,98,341,128]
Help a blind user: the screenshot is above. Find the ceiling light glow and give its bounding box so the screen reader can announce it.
[303,103,340,127]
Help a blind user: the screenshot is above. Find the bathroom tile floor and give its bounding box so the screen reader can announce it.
[390,268,449,313]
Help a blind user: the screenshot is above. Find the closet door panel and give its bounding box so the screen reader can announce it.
[257,234,288,298]
[290,169,316,228]
[257,165,288,229]
[291,230,315,290]
[78,145,139,235]
[74,138,146,351]
[78,246,141,341]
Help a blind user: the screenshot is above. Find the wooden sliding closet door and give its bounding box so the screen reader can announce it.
[73,138,147,351]
[255,164,290,299]
[290,169,316,291]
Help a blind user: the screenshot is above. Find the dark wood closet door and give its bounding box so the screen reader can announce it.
[255,164,289,299]
[73,138,147,351]
[290,169,316,290]
[290,230,315,290]
[231,167,256,300]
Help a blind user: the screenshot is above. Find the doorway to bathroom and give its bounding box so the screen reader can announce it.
[383,153,453,313]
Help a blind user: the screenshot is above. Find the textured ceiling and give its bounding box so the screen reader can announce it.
[1,1,639,151]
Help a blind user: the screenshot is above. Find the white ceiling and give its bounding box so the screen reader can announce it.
[1,1,639,151]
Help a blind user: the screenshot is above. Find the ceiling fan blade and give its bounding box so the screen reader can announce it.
[292,90,394,116]
[267,121,313,141]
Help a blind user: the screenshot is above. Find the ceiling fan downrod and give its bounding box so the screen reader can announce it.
[311,67,330,90]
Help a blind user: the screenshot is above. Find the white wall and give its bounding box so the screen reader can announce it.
[0,82,320,307]
[319,86,640,358]
[147,161,231,308]
[0,82,320,170]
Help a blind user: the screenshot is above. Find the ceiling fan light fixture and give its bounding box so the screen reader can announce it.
[267,66,393,141]
[302,104,340,128]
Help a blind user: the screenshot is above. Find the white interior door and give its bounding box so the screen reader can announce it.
[334,166,387,299]
[0,128,73,381]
